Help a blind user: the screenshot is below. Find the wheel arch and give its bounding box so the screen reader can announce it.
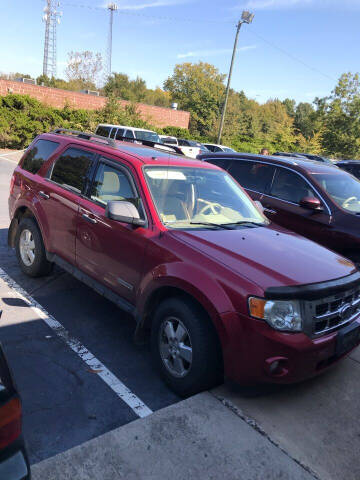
[8,205,46,248]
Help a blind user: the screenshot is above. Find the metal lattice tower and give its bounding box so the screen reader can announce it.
[42,0,62,78]
[106,3,118,81]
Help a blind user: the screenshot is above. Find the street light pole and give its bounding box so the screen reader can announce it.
[217,11,254,145]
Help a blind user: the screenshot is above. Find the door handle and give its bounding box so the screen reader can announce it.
[39,191,50,200]
[82,213,98,224]
[263,208,277,215]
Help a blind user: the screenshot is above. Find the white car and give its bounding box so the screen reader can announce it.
[96,124,162,144]
[202,143,236,153]
[159,135,201,159]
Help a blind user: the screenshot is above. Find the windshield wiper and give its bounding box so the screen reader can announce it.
[224,221,264,228]
[189,221,234,230]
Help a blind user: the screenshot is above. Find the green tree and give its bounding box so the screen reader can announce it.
[294,102,316,139]
[164,62,225,137]
[282,98,296,117]
[317,72,360,158]
[104,73,147,102]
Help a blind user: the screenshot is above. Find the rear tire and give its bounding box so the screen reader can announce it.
[151,297,222,397]
[15,218,52,277]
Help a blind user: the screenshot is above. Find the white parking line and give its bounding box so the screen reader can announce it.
[0,267,153,418]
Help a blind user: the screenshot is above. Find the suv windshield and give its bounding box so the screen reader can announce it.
[135,130,160,143]
[144,166,267,229]
[312,170,360,213]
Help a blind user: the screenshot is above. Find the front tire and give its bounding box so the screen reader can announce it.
[15,218,52,277]
[151,297,222,397]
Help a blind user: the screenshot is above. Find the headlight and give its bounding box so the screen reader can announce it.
[249,297,302,332]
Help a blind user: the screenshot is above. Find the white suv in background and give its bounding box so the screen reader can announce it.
[96,124,162,144]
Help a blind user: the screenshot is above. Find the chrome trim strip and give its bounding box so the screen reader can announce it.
[117,277,134,291]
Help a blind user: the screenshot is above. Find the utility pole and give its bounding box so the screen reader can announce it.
[106,3,118,82]
[42,0,62,78]
[217,11,254,145]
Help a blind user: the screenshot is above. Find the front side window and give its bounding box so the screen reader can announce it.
[228,161,275,193]
[311,170,360,213]
[22,139,59,174]
[270,168,316,204]
[134,130,160,143]
[125,130,135,139]
[144,167,267,229]
[51,148,94,193]
[90,161,138,207]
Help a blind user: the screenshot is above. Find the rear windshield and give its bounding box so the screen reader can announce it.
[96,126,111,137]
[22,139,59,174]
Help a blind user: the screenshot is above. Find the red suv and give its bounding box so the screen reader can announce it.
[8,130,360,396]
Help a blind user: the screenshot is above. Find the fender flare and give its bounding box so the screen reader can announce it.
[136,262,235,346]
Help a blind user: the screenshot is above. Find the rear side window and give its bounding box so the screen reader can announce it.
[22,139,59,174]
[109,128,117,139]
[228,161,275,193]
[96,126,111,137]
[270,168,316,204]
[115,128,125,140]
[51,148,94,194]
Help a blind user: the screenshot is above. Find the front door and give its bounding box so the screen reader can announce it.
[76,156,148,303]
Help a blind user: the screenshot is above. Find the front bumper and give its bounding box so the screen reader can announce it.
[221,311,360,385]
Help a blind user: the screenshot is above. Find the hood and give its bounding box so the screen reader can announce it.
[169,225,356,291]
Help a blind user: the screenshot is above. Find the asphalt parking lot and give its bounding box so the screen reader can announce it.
[0,150,179,464]
[1,150,360,480]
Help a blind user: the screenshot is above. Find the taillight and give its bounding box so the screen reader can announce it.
[9,174,15,195]
[0,397,22,449]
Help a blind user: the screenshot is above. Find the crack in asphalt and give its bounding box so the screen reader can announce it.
[211,392,320,480]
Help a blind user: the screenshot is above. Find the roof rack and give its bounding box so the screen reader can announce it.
[51,128,117,148]
[51,128,185,156]
[114,135,184,156]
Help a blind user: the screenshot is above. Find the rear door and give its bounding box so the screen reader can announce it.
[227,159,276,203]
[261,166,332,242]
[76,156,148,303]
[40,146,96,264]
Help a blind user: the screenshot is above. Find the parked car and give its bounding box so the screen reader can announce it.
[158,136,203,158]
[0,320,30,479]
[336,160,360,179]
[203,143,236,153]
[273,152,332,164]
[96,123,161,144]
[8,130,360,395]
[200,151,360,264]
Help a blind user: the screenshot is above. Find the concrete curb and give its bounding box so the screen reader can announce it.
[32,392,315,480]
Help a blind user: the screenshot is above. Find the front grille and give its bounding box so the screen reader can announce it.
[310,287,360,335]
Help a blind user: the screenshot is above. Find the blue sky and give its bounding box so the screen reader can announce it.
[0,0,359,104]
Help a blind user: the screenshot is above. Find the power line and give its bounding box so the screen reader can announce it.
[249,29,336,82]
[49,1,336,83]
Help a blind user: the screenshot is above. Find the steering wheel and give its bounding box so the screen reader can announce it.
[343,196,358,209]
[198,200,222,216]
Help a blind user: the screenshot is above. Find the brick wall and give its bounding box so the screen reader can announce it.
[0,79,190,129]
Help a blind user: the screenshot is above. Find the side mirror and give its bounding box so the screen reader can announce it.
[299,196,323,211]
[254,200,264,213]
[106,201,145,227]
